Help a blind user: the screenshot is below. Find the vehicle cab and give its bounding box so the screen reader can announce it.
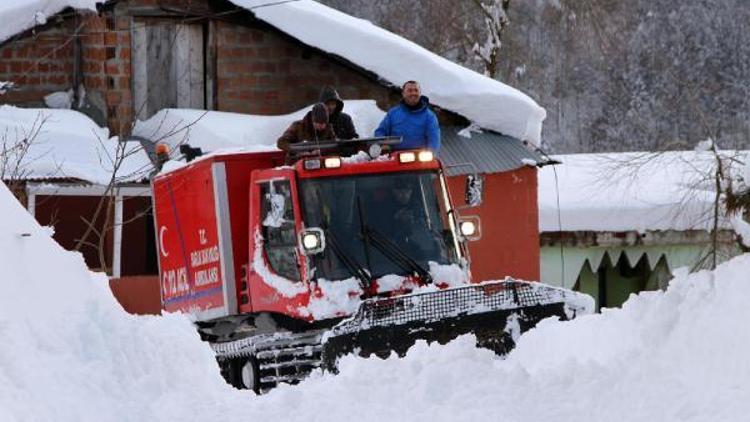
[245,140,482,321]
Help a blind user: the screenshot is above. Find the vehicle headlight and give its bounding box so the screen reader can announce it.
[324,157,341,168]
[417,150,434,162]
[459,221,477,237]
[399,152,416,163]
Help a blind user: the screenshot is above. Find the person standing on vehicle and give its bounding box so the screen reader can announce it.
[277,102,336,152]
[374,80,440,151]
[319,86,359,140]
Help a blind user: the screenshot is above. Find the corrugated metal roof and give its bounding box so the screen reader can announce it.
[439,126,548,176]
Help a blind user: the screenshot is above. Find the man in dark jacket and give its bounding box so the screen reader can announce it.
[277,103,336,152]
[319,86,359,140]
[374,80,440,151]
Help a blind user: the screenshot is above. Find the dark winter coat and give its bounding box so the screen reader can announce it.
[374,96,440,151]
[319,86,359,140]
[276,111,337,151]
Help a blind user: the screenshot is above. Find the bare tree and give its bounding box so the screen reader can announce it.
[0,112,57,199]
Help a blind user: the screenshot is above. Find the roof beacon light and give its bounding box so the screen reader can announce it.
[324,157,342,169]
[399,152,416,163]
[155,143,170,156]
[418,150,434,162]
[304,159,322,170]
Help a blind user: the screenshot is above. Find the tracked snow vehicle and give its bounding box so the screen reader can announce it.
[151,137,591,393]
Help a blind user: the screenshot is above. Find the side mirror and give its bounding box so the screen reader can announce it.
[458,216,481,241]
[465,174,484,207]
[299,228,326,255]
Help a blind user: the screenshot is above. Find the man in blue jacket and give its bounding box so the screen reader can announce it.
[374,80,441,151]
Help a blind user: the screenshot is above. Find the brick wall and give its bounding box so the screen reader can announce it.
[215,21,400,116]
[79,12,133,136]
[0,9,133,135]
[0,18,77,106]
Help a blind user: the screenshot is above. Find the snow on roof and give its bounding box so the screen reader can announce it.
[132,99,385,154]
[228,0,546,145]
[538,151,746,233]
[0,0,99,44]
[0,105,150,185]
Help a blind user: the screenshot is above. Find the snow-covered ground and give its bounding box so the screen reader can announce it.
[3,174,750,421]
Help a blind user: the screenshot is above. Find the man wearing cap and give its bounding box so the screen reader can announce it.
[277,103,337,152]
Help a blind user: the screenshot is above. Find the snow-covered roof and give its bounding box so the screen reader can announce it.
[538,151,746,233]
[132,99,385,154]
[0,1,99,44]
[228,0,546,145]
[0,105,150,185]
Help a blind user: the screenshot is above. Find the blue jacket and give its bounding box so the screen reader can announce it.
[374,96,440,151]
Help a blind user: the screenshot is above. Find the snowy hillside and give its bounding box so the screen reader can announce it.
[3,173,750,421]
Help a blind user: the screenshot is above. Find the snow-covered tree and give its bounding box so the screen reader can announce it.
[469,0,510,78]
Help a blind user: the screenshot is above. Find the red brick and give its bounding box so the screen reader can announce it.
[9,62,24,73]
[104,32,118,46]
[116,17,130,30]
[47,75,67,85]
[106,91,122,105]
[105,61,119,74]
[117,77,130,89]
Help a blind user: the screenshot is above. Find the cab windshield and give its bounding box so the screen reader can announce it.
[300,171,458,281]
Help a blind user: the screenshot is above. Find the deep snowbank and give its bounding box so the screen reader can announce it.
[0,182,249,422]
[253,254,750,422]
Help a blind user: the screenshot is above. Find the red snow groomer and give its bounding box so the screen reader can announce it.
[151,137,590,393]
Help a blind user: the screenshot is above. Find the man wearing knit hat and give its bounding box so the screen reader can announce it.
[277,103,337,152]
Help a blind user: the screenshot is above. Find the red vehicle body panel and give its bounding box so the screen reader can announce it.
[152,149,459,322]
[152,151,285,320]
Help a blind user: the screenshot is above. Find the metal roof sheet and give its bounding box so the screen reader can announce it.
[439,126,547,176]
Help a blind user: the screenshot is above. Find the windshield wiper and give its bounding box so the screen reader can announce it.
[353,195,433,284]
[324,228,372,290]
[364,226,433,284]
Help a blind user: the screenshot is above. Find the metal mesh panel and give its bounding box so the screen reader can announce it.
[332,280,572,335]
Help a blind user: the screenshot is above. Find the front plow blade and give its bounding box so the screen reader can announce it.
[322,280,593,370]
